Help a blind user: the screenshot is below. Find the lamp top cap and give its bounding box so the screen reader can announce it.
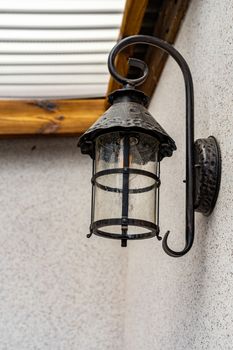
[78,87,176,160]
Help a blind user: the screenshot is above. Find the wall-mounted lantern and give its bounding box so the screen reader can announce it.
[78,35,221,257]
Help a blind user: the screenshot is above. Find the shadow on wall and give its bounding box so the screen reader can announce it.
[171,213,214,347]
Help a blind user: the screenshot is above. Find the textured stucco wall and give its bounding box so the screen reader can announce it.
[0,138,127,350]
[124,0,233,349]
[1,1,232,349]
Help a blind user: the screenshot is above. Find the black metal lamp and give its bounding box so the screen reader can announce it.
[78,35,221,257]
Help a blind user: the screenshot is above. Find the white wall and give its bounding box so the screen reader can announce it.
[124,0,233,349]
[0,138,127,350]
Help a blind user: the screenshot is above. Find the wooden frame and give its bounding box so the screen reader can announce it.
[0,0,190,136]
[140,0,190,97]
[0,99,105,135]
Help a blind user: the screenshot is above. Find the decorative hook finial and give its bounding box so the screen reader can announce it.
[162,230,194,257]
[108,43,149,87]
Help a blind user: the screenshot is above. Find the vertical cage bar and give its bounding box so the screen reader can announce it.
[88,156,96,238]
[121,135,130,247]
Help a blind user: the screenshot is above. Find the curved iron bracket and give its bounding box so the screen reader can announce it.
[108,35,194,257]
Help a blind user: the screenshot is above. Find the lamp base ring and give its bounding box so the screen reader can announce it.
[91,218,160,245]
[194,136,221,216]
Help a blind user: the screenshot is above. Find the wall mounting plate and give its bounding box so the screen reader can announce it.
[194,136,221,216]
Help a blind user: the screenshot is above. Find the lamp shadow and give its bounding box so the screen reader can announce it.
[169,213,212,348]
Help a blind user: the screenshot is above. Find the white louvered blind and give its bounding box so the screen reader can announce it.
[0,0,125,99]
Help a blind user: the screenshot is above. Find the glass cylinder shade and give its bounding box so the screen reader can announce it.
[90,131,160,245]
